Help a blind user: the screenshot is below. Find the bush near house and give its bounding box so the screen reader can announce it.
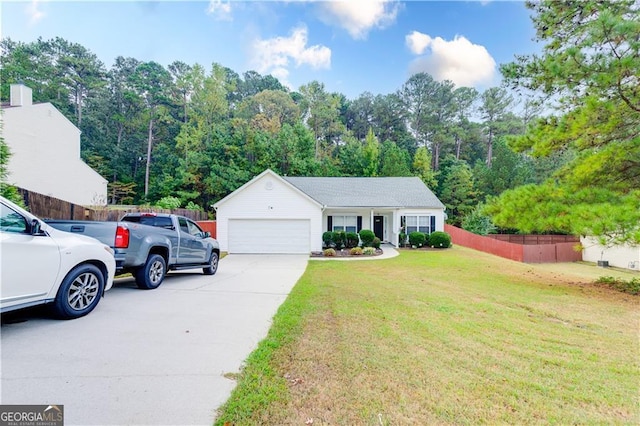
[333,231,346,250]
[372,237,381,249]
[323,248,336,257]
[359,229,375,247]
[409,231,427,247]
[322,231,334,248]
[345,232,359,248]
[363,247,376,255]
[350,247,363,255]
[430,231,452,248]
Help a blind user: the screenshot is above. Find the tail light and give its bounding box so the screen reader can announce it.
[115,225,130,248]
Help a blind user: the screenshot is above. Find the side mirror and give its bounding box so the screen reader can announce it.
[30,219,43,235]
[200,231,211,239]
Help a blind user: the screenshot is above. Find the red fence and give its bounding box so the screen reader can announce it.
[486,234,579,245]
[197,221,217,238]
[444,225,582,264]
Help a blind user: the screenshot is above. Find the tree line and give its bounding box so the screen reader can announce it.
[2,36,559,226]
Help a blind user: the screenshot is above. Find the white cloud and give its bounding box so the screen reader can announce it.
[406,31,431,55]
[406,32,496,87]
[252,25,331,79]
[206,0,232,21]
[26,0,45,26]
[319,0,399,39]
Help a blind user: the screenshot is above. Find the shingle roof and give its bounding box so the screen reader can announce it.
[283,176,445,208]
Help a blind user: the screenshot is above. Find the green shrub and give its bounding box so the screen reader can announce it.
[359,229,375,247]
[322,231,334,248]
[363,247,376,255]
[430,231,451,248]
[323,248,336,257]
[333,231,346,250]
[461,205,496,235]
[408,231,426,247]
[156,196,181,209]
[372,237,381,249]
[345,232,359,248]
[399,232,407,247]
[595,276,640,295]
[350,247,363,255]
[185,201,202,211]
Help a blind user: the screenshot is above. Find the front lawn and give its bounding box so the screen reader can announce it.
[215,246,639,425]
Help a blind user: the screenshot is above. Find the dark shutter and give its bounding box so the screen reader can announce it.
[357,216,362,232]
[327,216,333,231]
[430,216,436,234]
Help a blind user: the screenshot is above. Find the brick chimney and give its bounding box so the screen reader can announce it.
[10,84,33,107]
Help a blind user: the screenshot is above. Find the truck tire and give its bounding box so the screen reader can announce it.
[203,252,219,275]
[135,254,166,289]
[52,264,104,319]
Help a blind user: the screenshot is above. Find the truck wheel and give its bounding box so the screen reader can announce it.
[52,264,104,319]
[135,254,166,289]
[203,252,219,275]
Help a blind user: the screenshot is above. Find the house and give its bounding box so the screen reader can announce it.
[1,84,107,206]
[213,169,446,254]
[581,237,640,271]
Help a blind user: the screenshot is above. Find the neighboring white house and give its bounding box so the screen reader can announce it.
[214,169,446,254]
[581,237,640,271]
[1,84,107,206]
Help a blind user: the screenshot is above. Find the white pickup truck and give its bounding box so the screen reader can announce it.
[0,196,116,319]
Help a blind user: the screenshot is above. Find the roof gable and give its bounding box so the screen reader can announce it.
[283,176,445,209]
[213,169,322,208]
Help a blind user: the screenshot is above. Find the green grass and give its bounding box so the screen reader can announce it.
[215,246,639,425]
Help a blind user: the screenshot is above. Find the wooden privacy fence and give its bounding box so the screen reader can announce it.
[486,234,579,245]
[444,224,582,264]
[17,188,208,222]
[197,221,217,238]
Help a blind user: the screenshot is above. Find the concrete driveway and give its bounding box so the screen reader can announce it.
[0,254,308,425]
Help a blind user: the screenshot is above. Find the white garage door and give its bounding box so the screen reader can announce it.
[228,219,310,254]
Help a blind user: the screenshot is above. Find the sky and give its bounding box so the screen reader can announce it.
[1,0,540,99]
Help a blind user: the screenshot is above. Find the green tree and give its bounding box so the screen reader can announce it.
[299,81,346,160]
[451,86,478,160]
[439,159,477,226]
[129,61,174,198]
[412,146,438,189]
[479,87,513,168]
[362,128,380,176]
[399,73,456,169]
[492,0,640,243]
[337,135,365,176]
[474,138,533,200]
[379,141,411,177]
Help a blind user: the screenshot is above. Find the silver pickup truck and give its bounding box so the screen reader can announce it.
[46,212,219,290]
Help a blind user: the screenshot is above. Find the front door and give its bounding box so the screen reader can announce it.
[373,216,384,240]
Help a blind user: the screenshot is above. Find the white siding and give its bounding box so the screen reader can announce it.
[2,102,107,206]
[322,207,446,246]
[581,237,640,270]
[215,172,322,253]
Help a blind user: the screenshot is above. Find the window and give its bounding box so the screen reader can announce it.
[332,216,357,233]
[402,215,431,234]
[0,203,28,233]
[186,219,203,236]
[178,217,189,233]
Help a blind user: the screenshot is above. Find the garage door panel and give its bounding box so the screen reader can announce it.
[229,219,310,254]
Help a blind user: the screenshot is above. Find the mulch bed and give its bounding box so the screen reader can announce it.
[310,248,384,258]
